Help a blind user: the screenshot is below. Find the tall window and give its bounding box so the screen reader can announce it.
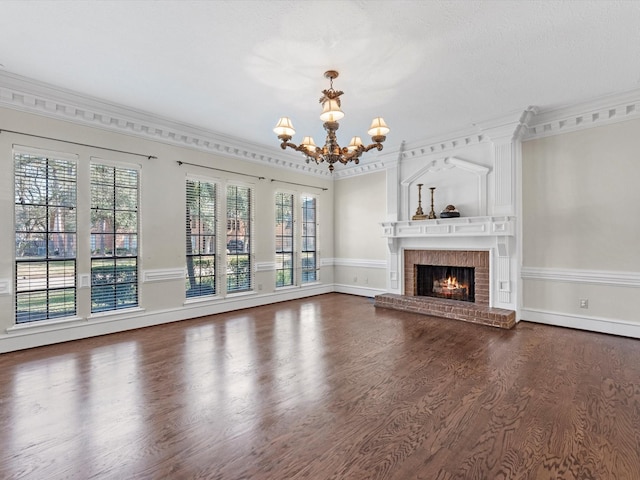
[186,179,216,297]
[301,195,317,283]
[14,151,77,323]
[226,185,252,292]
[90,163,139,313]
[275,192,294,287]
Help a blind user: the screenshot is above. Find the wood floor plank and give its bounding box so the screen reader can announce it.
[0,293,639,479]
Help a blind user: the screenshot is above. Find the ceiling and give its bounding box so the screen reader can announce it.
[1,0,640,154]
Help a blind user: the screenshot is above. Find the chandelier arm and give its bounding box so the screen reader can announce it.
[280,141,324,162]
[361,142,385,153]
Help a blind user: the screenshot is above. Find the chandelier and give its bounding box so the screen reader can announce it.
[273,70,390,173]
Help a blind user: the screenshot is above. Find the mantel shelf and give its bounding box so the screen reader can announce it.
[381,216,515,238]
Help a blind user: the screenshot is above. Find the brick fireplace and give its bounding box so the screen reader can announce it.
[375,250,515,328]
[374,139,523,329]
[405,250,489,304]
[375,248,516,329]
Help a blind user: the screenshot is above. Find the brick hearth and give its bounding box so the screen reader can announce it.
[374,293,515,329]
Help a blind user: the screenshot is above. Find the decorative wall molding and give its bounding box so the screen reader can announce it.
[329,258,387,269]
[0,71,331,178]
[401,156,490,218]
[0,279,11,295]
[521,308,640,340]
[4,71,639,179]
[523,88,640,140]
[255,262,276,272]
[382,216,515,239]
[143,268,186,283]
[334,128,490,180]
[332,157,392,179]
[492,142,515,215]
[521,266,640,287]
[400,129,488,160]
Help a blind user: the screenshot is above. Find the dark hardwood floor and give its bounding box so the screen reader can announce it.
[1,293,639,479]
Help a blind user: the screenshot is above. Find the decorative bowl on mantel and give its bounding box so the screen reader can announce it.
[440,205,460,218]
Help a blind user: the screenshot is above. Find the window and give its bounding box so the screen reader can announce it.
[275,192,294,287]
[14,151,77,323]
[186,179,216,297]
[226,185,252,292]
[90,162,139,313]
[301,195,317,283]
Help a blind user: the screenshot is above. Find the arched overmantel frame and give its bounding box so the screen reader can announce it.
[400,156,490,220]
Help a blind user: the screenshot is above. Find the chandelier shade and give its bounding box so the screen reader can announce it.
[273,117,296,138]
[273,70,390,173]
[319,99,345,123]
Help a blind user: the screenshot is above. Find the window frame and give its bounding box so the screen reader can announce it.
[186,176,218,298]
[275,191,295,288]
[225,183,254,294]
[301,193,318,284]
[89,158,140,314]
[13,147,78,324]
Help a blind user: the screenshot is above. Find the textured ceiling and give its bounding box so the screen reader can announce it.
[1,0,640,153]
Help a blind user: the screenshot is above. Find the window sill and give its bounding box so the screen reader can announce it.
[225,290,256,298]
[88,307,146,321]
[7,315,85,333]
[184,294,224,306]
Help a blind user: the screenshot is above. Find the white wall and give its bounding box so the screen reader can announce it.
[521,117,640,335]
[0,107,334,352]
[332,171,388,296]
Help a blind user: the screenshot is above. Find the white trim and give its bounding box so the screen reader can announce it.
[255,262,276,272]
[523,88,640,140]
[328,258,387,269]
[0,279,11,295]
[0,283,333,353]
[90,155,142,170]
[4,70,640,178]
[400,156,490,218]
[6,315,84,333]
[382,216,515,239]
[12,144,79,161]
[0,71,332,179]
[88,307,146,320]
[521,267,640,287]
[333,283,386,298]
[521,308,640,340]
[143,268,185,283]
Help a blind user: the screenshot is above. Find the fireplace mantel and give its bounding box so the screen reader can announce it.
[381,216,515,239]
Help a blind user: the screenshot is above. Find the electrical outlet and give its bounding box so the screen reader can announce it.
[580,299,589,309]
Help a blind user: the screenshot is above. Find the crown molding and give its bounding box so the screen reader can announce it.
[0,71,333,178]
[523,87,640,140]
[400,127,487,160]
[4,70,639,176]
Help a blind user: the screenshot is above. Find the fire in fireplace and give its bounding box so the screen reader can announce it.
[416,265,475,302]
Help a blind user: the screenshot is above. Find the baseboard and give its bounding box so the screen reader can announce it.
[521,308,640,339]
[0,284,333,353]
[332,283,386,298]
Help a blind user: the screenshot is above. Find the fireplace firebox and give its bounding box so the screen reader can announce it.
[416,265,475,303]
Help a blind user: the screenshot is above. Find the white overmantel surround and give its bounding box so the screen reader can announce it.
[380,110,534,316]
[381,217,516,310]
